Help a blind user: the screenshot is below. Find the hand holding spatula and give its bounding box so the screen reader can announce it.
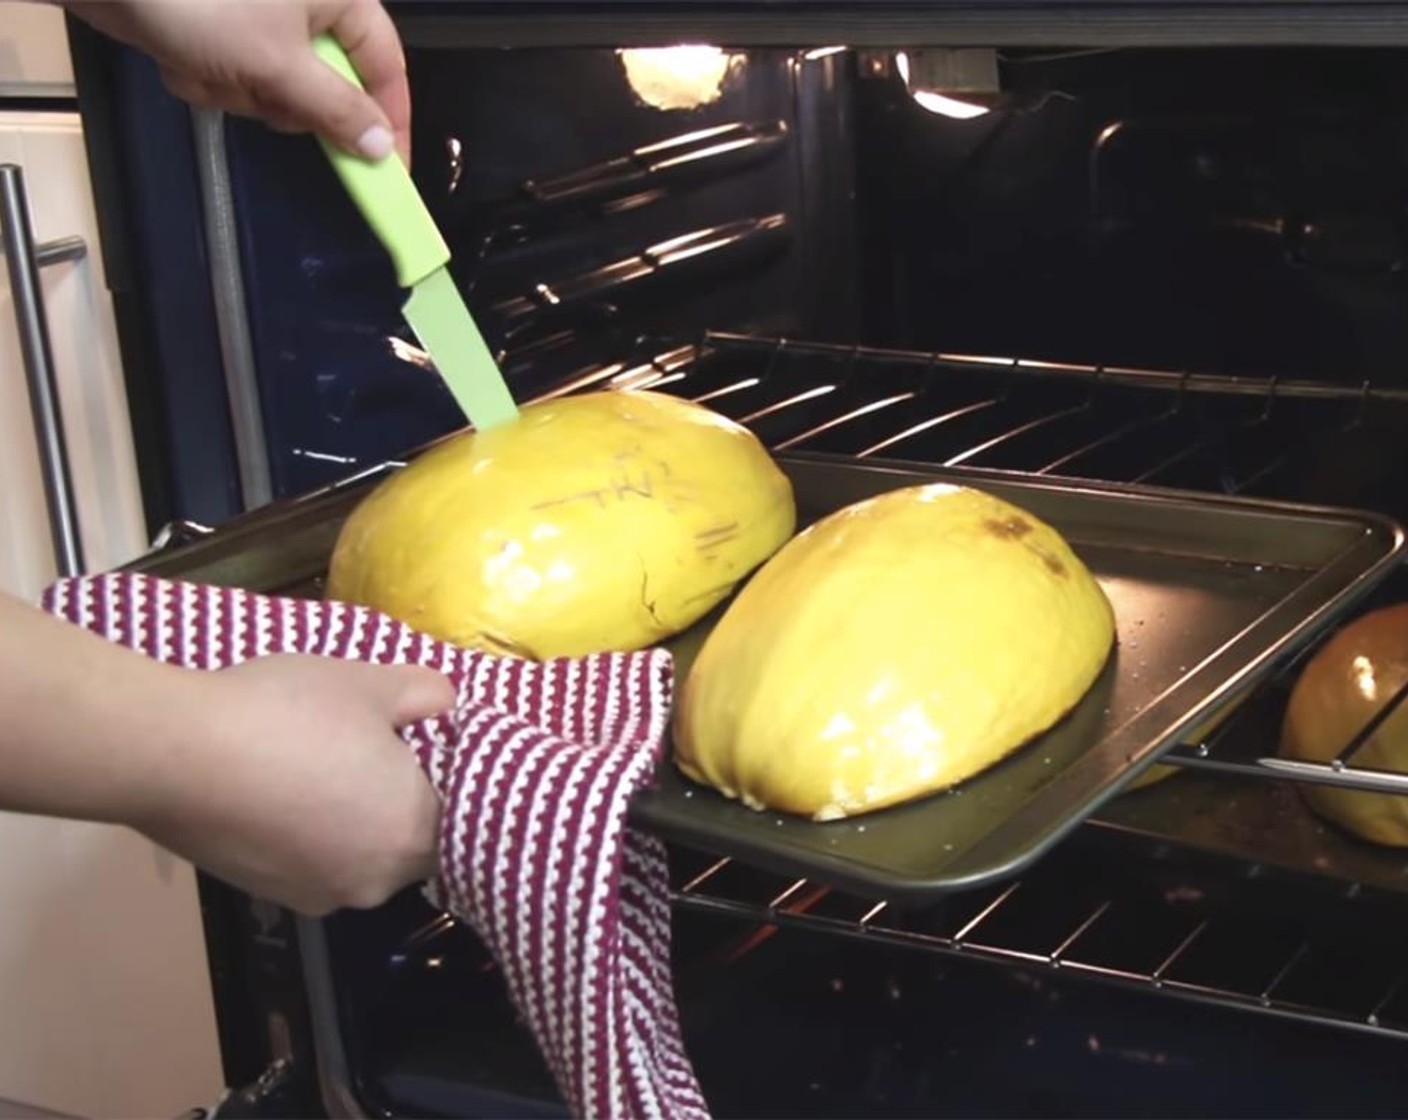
[310,33,520,434]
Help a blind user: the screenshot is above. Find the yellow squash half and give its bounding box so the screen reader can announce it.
[325,389,796,658]
[674,483,1117,820]
[1279,603,1408,846]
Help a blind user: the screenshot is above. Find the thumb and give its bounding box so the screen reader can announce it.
[254,53,397,162]
[353,663,457,726]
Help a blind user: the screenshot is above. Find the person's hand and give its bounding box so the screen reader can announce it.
[0,587,455,917]
[65,0,412,165]
[137,654,454,915]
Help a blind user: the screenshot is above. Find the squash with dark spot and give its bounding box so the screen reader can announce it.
[325,390,796,658]
[675,483,1116,820]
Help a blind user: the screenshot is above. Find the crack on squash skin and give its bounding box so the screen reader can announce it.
[637,552,666,631]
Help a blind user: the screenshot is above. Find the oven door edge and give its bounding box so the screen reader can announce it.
[390,0,1408,48]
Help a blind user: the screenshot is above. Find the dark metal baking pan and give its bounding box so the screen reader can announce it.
[125,449,1406,902]
[627,452,1407,901]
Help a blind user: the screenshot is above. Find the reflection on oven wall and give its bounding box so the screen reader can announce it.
[220,45,858,503]
[853,47,1408,387]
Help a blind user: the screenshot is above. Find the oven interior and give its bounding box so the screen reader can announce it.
[177,38,1408,1119]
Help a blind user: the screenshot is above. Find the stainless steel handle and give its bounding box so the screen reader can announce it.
[0,162,89,578]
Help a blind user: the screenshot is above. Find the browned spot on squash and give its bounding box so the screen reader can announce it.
[984,516,1034,539]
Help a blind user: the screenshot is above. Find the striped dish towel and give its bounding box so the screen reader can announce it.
[40,572,710,1120]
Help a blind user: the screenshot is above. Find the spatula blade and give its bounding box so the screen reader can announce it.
[403,267,519,431]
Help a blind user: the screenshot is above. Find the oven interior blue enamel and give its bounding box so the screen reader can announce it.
[219,44,851,502]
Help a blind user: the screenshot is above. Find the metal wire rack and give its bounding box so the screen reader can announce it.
[662,828,1408,1048]
[518,327,1408,1044]
[541,328,1408,803]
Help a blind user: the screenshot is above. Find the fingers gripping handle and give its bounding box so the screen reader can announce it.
[310,33,447,290]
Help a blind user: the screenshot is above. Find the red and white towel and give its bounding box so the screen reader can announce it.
[41,572,710,1120]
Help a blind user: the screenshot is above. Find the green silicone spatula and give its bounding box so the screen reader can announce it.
[310,33,519,432]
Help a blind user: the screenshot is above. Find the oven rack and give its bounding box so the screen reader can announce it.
[665,832,1408,1049]
[509,326,1408,1049]
[537,328,1408,804]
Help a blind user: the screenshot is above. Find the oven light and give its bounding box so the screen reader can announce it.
[618,45,742,111]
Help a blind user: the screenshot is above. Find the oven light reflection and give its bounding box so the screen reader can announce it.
[388,335,434,370]
[895,51,992,120]
[610,364,664,391]
[643,371,688,391]
[1353,654,1378,701]
[912,90,992,120]
[446,136,464,194]
[691,376,760,405]
[740,384,837,424]
[291,448,357,464]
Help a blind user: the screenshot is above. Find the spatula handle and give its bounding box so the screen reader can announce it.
[310,32,448,289]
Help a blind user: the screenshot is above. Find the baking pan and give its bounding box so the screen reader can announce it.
[127,450,1406,902]
[626,452,1406,900]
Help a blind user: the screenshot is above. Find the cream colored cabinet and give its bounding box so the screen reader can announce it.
[0,3,75,98]
[0,110,225,1117]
